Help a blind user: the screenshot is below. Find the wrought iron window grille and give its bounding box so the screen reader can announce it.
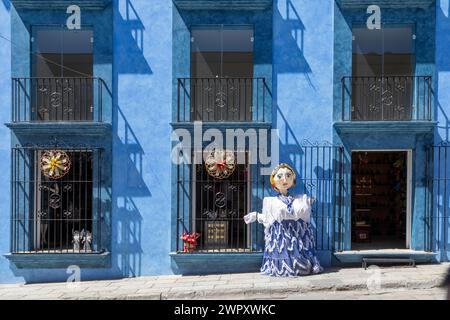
[11,144,105,254]
[425,141,450,254]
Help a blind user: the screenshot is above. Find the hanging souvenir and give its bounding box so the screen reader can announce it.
[204,149,236,180]
[40,150,71,179]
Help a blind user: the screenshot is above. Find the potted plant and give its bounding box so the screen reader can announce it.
[180,232,201,253]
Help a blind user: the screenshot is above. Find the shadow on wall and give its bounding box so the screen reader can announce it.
[432,141,450,262]
[111,0,155,277]
[272,0,315,134]
[111,106,150,278]
[116,0,152,74]
[436,2,450,141]
[435,91,450,142]
[271,0,335,251]
[274,103,339,251]
[273,0,310,74]
[434,1,450,262]
[1,0,10,11]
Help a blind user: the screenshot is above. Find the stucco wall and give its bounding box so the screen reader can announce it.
[0,0,12,284]
[0,0,448,284]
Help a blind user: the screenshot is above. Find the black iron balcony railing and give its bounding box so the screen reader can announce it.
[12,77,105,122]
[341,75,432,121]
[177,77,268,122]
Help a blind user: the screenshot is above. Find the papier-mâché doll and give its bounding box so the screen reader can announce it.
[244,163,323,277]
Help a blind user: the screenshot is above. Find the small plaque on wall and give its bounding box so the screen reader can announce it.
[205,221,228,248]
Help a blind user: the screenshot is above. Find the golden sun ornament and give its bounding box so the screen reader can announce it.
[204,149,236,180]
[40,150,71,179]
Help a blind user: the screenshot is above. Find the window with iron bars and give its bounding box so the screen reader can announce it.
[11,146,104,254]
[177,150,267,253]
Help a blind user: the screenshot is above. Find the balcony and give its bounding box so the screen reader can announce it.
[12,77,106,123]
[177,77,269,123]
[341,76,432,122]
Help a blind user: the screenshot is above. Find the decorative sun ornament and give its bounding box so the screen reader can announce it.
[40,150,71,179]
[204,149,236,180]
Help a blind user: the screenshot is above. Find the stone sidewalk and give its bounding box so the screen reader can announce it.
[0,263,449,300]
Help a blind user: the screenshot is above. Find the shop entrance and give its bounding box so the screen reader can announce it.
[351,151,409,250]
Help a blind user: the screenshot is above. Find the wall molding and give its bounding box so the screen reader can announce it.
[11,0,111,10]
[173,0,272,11]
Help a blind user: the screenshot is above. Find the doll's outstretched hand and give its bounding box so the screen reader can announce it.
[244,212,258,224]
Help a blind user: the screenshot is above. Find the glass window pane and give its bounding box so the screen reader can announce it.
[191,28,221,77]
[222,28,253,78]
[191,28,221,52]
[383,27,413,76]
[62,30,93,54]
[34,28,93,77]
[352,28,383,76]
[222,28,253,52]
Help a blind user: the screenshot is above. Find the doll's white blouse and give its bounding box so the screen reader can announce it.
[253,194,314,228]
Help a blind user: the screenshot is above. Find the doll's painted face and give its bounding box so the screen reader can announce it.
[273,167,295,194]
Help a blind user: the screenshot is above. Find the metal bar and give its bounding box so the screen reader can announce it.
[341,78,345,121]
[430,146,435,251]
[98,150,103,251]
[444,146,448,253]
[428,77,432,121]
[338,147,343,251]
[437,146,441,251]
[22,148,26,252]
[425,146,429,251]
[11,149,15,252]
[176,155,180,253]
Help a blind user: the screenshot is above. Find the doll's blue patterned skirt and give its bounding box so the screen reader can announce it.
[260,218,323,277]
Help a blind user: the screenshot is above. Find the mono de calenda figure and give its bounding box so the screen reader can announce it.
[244,163,323,277]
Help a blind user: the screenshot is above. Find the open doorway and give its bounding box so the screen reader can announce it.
[351,151,409,250]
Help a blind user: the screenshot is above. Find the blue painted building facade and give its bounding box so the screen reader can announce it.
[0,0,448,284]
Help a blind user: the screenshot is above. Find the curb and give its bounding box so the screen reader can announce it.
[58,275,446,300]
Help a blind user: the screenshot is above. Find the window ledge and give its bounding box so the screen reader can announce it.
[5,122,112,136]
[4,252,111,269]
[170,252,263,275]
[170,122,272,130]
[333,121,437,134]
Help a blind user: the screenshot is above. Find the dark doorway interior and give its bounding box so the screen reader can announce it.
[351,151,407,250]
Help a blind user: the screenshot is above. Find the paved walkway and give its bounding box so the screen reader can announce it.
[283,288,448,300]
[0,263,449,300]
